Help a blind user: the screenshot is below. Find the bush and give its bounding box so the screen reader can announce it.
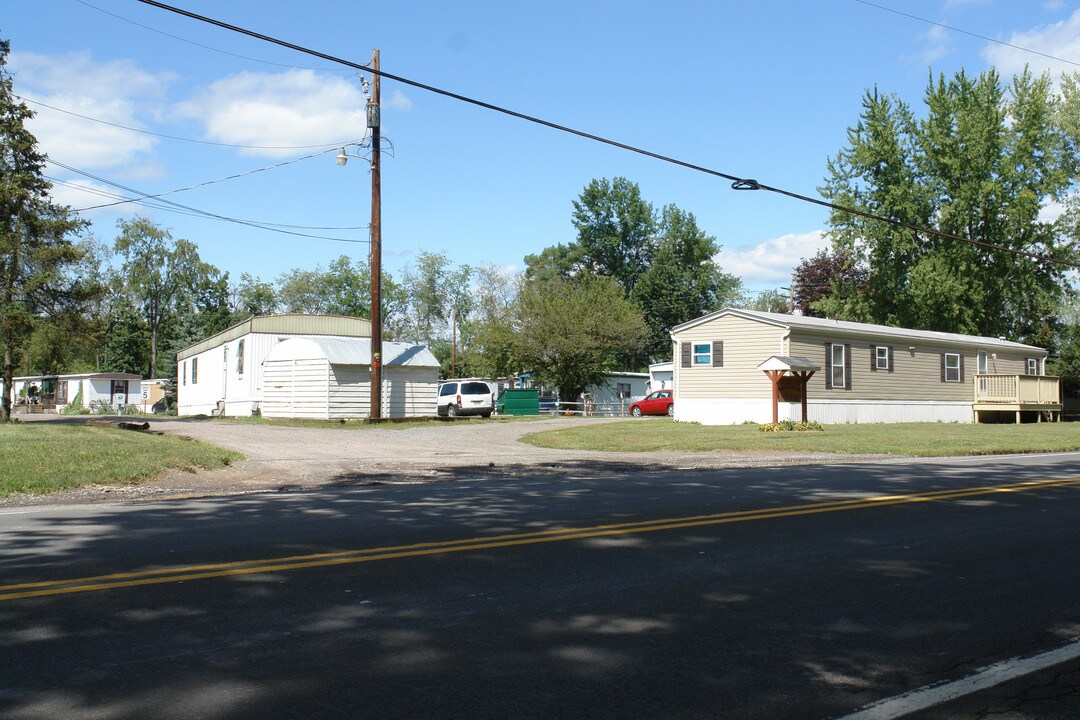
[759,420,824,433]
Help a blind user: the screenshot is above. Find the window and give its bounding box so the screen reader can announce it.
[693,343,712,366]
[439,383,458,397]
[236,339,245,375]
[182,362,187,386]
[680,341,723,368]
[943,353,961,382]
[616,382,632,399]
[831,344,846,388]
[977,350,988,374]
[1026,358,1040,376]
[870,345,892,372]
[191,357,199,384]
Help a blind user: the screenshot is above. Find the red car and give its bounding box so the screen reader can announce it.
[629,390,673,417]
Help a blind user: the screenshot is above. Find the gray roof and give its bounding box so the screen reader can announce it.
[266,337,440,368]
[673,307,1046,353]
[757,356,821,372]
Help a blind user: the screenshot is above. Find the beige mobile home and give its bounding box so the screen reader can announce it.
[671,308,1060,425]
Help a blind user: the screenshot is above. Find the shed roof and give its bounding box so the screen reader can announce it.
[264,337,439,368]
[673,308,1046,353]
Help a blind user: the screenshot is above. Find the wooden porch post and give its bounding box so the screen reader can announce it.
[764,370,785,424]
[795,371,815,422]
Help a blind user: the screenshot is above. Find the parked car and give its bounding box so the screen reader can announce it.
[438,379,495,418]
[628,389,674,417]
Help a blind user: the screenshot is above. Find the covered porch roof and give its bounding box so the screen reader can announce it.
[756,356,821,373]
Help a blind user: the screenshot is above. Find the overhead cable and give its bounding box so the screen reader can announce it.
[135,0,1079,270]
[49,159,370,244]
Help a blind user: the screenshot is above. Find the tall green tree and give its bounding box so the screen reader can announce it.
[820,69,1078,342]
[512,273,645,400]
[113,217,202,379]
[232,272,278,318]
[630,204,741,359]
[570,177,657,293]
[276,255,407,336]
[0,37,97,418]
[465,263,519,382]
[400,250,472,348]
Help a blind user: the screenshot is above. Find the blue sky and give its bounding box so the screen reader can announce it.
[5,0,1080,295]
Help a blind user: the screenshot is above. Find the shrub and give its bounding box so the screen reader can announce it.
[759,420,824,433]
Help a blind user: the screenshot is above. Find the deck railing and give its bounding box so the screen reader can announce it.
[974,374,1060,406]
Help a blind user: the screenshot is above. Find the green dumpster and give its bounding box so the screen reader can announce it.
[496,388,540,416]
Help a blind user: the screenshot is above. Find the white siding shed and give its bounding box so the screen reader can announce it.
[261,338,439,419]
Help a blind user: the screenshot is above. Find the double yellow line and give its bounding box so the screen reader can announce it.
[3,477,1078,602]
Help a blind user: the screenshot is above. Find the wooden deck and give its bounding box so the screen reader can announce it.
[973,374,1061,422]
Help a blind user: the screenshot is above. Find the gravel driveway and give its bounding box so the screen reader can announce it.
[6,415,875,506]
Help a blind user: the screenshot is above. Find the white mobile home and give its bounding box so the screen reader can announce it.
[176,314,372,417]
[261,337,439,419]
[587,372,651,405]
[672,308,1060,425]
[10,373,141,414]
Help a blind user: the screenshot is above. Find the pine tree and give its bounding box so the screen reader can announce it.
[0,37,94,419]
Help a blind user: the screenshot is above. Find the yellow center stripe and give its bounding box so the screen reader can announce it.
[2,477,1077,602]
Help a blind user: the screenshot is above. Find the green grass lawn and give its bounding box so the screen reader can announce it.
[520,419,1080,457]
[0,423,242,496]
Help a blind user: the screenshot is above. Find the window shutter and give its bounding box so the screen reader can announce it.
[959,354,965,383]
[870,345,877,372]
[940,354,946,383]
[824,343,832,389]
[681,342,692,368]
[887,346,894,373]
[844,344,852,390]
[712,340,724,367]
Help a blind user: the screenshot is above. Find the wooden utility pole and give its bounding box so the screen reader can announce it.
[369,49,383,419]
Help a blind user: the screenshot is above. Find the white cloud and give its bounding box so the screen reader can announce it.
[387,90,413,111]
[1039,198,1066,224]
[9,51,171,170]
[981,9,1080,78]
[717,230,830,288]
[1044,0,1066,11]
[176,69,369,157]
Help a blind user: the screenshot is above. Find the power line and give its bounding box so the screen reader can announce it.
[855,0,1080,69]
[135,0,1080,272]
[71,146,355,211]
[15,94,359,151]
[72,0,346,73]
[48,160,370,244]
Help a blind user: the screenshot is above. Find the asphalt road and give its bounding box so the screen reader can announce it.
[3,453,1080,719]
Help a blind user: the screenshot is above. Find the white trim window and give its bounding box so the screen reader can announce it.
[943,353,961,383]
[236,339,245,375]
[692,343,712,366]
[875,346,889,370]
[1026,358,1040,376]
[831,343,846,388]
[977,350,988,374]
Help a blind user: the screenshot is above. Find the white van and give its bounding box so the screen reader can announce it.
[437,378,495,418]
